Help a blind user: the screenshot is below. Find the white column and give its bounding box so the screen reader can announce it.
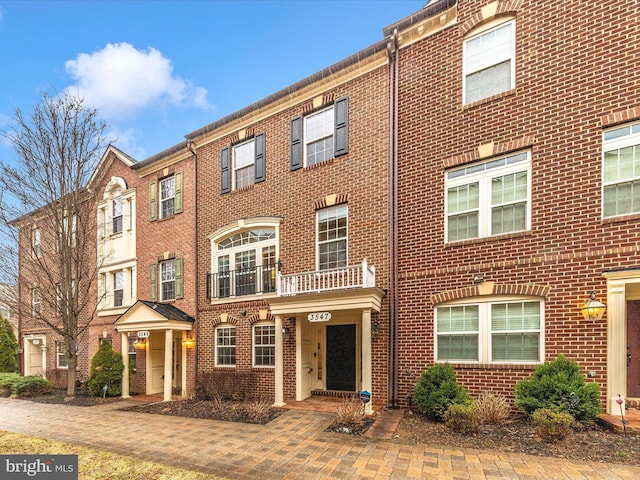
[181,331,188,398]
[607,282,626,414]
[163,330,173,402]
[121,332,130,398]
[274,316,285,406]
[362,309,373,414]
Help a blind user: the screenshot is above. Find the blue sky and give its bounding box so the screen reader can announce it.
[0,0,424,162]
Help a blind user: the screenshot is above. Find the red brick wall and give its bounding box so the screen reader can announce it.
[394,0,640,407]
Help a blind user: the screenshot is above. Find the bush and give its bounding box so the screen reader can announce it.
[0,373,21,397]
[242,398,274,423]
[88,341,124,397]
[444,403,480,434]
[0,317,18,373]
[196,370,255,401]
[335,397,365,428]
[474,391,511,425]
[532,408,574,443]
[515,355,601,422]
[413,364,471,420]
[11,375,52,397]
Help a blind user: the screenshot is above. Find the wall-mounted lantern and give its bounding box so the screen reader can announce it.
[182,335,196,348]
[133,338,147,350]
[581,292,606,321]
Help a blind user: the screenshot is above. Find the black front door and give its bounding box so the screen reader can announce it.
[326,324,356,391]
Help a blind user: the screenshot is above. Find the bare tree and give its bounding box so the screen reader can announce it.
[0,91,107,397]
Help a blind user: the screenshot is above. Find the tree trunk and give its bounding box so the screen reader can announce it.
[66,350,77,398]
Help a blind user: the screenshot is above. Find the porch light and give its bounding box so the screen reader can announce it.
[581,292,606,321]
[372,319,380,337]
[133,338,147,349]
[182,335,196,348]
[40,344,48,353]
[282,325,290,342]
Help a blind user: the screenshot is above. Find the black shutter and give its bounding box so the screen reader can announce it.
[334,97,349,157]
[290,116,302,171]
[254,133,266,183]
[220,147,230,194]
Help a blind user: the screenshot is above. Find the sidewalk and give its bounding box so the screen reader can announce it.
[1,397,639,479]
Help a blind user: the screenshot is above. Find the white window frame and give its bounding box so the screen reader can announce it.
[463,20,515,105]
[112,197,123,234]
[602,122,640,218]
[304,106,335,167]
[445,151,531,242]
[113,271,124,307]
[32,228,41,258]
[435,297,544,364]
[32,287,41,317]
[232,139,255,190]
[316,205,348,270]
[253,323,276,367]
[215,325,236,367]
[56,341,67,369]
[159,176,175,219]
[160,260,176,302]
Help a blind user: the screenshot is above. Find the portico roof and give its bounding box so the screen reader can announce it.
[114,300,195,333]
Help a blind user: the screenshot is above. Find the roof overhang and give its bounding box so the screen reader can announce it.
[114,301,194,333]
[268,287,384,316]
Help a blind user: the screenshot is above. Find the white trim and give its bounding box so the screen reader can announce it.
[252,322,276,368]
[214,324,236,367]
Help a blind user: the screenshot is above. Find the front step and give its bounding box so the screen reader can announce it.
[627,398,640,409]
[311,389,358,399]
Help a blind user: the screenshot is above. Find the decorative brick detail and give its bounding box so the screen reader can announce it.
[314,193,349,210]
[212,315,238,327]
[248,312,275,325]
[302,101,314,114]
[430,283,549,305]
[442,135,535,170]
[460,0,521,37]
[601,106,640,128]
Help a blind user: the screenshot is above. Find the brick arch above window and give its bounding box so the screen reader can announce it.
[431,283,550,306]
[314,193,349,210]
[212,315,238,327]
[459,1,521,37]
[248,312,275,325]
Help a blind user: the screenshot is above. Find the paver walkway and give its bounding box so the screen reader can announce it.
[1,397,640,479]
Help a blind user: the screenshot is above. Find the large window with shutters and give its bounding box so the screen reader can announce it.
[445,151,530,242]
[603,122,640,218]
[317,205,348,270]
[463,20,515,105]
[150,258,183,302]
[290,97,348,171]
[436,299,542,363]
[149,172,183,221]
[220,134,265,193]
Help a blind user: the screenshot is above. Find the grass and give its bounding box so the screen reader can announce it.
[0,430,225,480]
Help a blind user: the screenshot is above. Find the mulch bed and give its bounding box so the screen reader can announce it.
[393,410,640,466]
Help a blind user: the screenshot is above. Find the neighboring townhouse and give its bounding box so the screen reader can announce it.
[114,143,197,401]
[186,38,392,411]
[0,283,17,337]
[387,0,640,414]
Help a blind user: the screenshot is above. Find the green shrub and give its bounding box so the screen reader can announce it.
[0,317,18,373]
[88,341,124,397]
[11,375,52,397]
[0,373,21,397]
[474,391,511,425]
[532,408,574,443]
[413,364,471,420]
[515,355,601,422]
[444,403,480,434]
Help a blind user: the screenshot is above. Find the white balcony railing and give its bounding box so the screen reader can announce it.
[277,259,375,296]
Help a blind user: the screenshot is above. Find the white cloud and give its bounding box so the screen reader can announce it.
[64,42,212,120]
[106,126,146,160]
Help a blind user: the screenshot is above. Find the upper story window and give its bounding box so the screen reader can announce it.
[463,21,515,105]
[215,324,236,366]
[149,258,183,302]
[31,228,41,258]
[112,197,123,234]
[221,134,265,193]
[603,122,640,218]
[149,172,183,221]
[161,260,176,301]
[436,299,542,363]
[113,271,124,307]
[446,151,530,242]
[290,97,349,171]
[253,323,275,367]
[317,205,348,270]
[59,214,77,249]
[210,228,277,299]
[31,287,41,317]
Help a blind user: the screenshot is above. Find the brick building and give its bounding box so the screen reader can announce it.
[387,0,640,414]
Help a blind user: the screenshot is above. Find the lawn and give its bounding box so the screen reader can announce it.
[0,430,226,480]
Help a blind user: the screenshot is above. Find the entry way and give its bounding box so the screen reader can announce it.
[628,301,640,398]
[326,325,356,391]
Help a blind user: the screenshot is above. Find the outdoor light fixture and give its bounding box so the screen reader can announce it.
[39,344,48,353]
[581,292,606,321]
[372,319,380,337]
[282,325,290,342]
[133,338,147,349]
[182,335,196,348]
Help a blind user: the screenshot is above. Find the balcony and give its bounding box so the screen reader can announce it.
[207,264,277,299]
[277,260,375,296]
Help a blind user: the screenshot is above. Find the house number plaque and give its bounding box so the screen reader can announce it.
[137,330,150,338]
[307,312,331,322]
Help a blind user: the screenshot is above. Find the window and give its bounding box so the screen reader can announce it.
[211,228,277,299]
[253,324,275,367]
[56,341,67,368]
[112,197,123,233]
[59,214,77,249]
[463,21,515,104]
[128,337,137,369]
[32,288,41,317]
[149,173,183,221]
[113,271,124,307]
[446,151,530,242]
[436,300,542,363]
[215,325,236,366]
[32,228,41,258]
[161,260,176,301]
[603,122,640,218]
[150,259,183,302]
[290,97,348,171]
[0,306,11,320]
[220,134,265,193]
[317,205,348,270]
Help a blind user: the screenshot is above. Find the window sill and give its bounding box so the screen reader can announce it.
[602,212,640,225]
[210,292,277,305]
[437,361,539,370]
[445,229,531,248]
[97,306,129,317]
[461,88,517,111]
[252,365,275,370]
[303,158,335,170]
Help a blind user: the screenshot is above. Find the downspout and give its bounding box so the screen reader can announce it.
[187,138,199,396]
[386,29,400,408]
